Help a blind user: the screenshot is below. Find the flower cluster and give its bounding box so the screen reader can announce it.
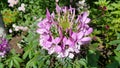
[0,38,9,57]
[8,0,19,7]
[13,24,28,31]
[7,0,26,12]
[9,24,28,33]
[37,4,93,58]
[76,0,88,11]
[18,3,25,12]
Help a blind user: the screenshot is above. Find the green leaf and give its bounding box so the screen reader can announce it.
[109,40,120,45]
[106,61,119,68]
[25,53,40,68]
[13,59,20,68]
[114,56,120,64]
[23,48,31,59]
[114,50,120,57]
[0,63,4,68]
[111,11,120,15]
[117,33,120,39]
[79,59,87,68]
[9,60,13,68]
[14,57,23,63]
[89,43,99,51]
[116,44,120,51]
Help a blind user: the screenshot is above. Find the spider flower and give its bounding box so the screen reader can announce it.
[0,38,9,57]
[37,4,93,58]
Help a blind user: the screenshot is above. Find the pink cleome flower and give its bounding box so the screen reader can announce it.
[37,4,93,59]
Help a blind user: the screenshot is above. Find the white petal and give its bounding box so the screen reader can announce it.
[69,53,74,58]
[48,47,55,55]
[64,50,69,57]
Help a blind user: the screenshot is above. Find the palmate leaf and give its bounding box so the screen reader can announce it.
[38,55,50,68]
[23,40,38,59]
[25,52,44,68]
[23,46,32,59]
[73,58,87,68]
[23,25,39,59]
[5,49,23,68]
[13,58,20,68]
[26,57,37,68]
[74,59,82,68]
[8,56,23,68]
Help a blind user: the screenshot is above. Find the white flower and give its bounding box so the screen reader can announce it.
[56,0,59,2]
[8,0,18,7]
[9,29,13,33]
[79,0,85,5]
[14,26,19,31]
[22,27,28,31]
[18,3,25,12]
[12,24,16,28]
[12,24,28,31]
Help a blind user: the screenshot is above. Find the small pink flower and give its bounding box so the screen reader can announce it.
[18,3,25,12]
[56,0,59,2]
[8,0,18,7]
[9,29,13,33]
[105,25,109,30]
[12,24,28,31]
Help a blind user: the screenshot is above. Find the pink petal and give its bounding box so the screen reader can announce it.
[37,19,48,27]
[77,32,84,40]
[85,28,93,35]
[56,4,61,14]
[71,32,77,41]
[55,46,62,53]
[53,37,61,44]
[42,40,52,50]
[82,12,89,22]
[46,9,51,19]
[58,27,63,39]
[81,37,91,42]
[66,38,74,46]
[63,37,67,44]
[51,12,55,19]
[62,6,67,14]
[36,28,48,34]
[85,18,91,24]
